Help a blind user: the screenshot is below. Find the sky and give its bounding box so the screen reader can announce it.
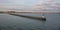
[0,0,37,6]
[0,0,60,5]
[0,0,60,12]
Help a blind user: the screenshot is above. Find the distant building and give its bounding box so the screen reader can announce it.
[0,11,4,13]
[7,11,16,14]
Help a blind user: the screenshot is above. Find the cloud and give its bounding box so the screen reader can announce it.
[33,0,60,12]
[0,0,60,12]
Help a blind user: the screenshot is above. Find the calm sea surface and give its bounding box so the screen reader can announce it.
[0,13,60,30]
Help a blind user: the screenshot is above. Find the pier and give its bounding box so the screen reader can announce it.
[9,13,46,21]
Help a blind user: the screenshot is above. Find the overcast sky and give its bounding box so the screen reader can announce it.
[0,0,60,5]
[0,0,60,12]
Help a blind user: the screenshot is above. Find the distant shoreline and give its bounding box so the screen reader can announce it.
[0,11,60,14]
[14,12,60,14]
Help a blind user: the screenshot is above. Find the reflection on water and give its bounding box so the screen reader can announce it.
[0,14,60,30]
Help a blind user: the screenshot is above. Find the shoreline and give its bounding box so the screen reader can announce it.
[0,12,60,14]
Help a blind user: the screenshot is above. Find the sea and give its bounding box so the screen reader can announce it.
[0,13,60,30]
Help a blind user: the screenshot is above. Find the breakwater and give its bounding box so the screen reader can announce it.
[10,14,46,21]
